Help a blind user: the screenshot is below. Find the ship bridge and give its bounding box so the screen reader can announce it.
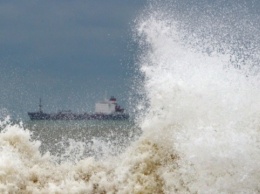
[95,96,117,114]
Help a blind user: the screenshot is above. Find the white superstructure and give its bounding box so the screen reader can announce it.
[95,96,118,114]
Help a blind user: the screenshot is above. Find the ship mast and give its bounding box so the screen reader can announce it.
[39,98,42,112]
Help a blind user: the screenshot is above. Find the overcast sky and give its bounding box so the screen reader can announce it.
[1,0,259,120]
[0,0,146,119]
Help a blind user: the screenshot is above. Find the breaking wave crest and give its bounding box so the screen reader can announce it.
[0,119,178,193]
[133,2,260,193]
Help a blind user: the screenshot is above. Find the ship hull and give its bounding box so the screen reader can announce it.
[28,112,51,120]
[28,112,129,121]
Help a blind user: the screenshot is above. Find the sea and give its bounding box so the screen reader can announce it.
[1,1,260,194]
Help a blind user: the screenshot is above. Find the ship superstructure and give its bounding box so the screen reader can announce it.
[95,96,124,114]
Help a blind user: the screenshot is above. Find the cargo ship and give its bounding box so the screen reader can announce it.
[28,97,129,120]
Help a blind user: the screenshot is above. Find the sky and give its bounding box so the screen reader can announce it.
[0,0,146,119]
[1,0,260,120]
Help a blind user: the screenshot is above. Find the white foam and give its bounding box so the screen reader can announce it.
[0,120,180,193]
[134,9,260,193]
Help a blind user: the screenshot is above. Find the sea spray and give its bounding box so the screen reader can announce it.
[0,120,179,193]
[134,2,260,193]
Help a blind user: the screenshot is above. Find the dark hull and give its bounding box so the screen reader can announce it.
[28,112,129,121]
[28,112,51,120]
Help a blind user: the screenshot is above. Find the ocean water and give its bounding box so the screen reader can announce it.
[25,120,141,162]
[1,1,260,194]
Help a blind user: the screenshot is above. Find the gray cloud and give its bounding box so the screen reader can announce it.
[0,0,146,119]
